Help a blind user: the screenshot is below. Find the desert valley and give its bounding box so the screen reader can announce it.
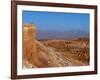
[23,24,89,68]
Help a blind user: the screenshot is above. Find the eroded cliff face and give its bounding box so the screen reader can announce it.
[23,24,50,68]
[23,24,38,68]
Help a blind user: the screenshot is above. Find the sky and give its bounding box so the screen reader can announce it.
[22,11,90,32]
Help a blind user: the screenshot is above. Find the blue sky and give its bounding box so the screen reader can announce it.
[22,11,89,32]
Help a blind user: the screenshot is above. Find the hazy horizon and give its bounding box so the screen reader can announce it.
[22,11,90,39]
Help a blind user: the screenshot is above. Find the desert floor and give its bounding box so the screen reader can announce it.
[23,38,89,68]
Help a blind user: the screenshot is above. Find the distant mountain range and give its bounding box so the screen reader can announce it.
[36,30,89,40]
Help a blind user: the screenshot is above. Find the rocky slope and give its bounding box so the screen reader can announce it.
[23,39,89,68]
